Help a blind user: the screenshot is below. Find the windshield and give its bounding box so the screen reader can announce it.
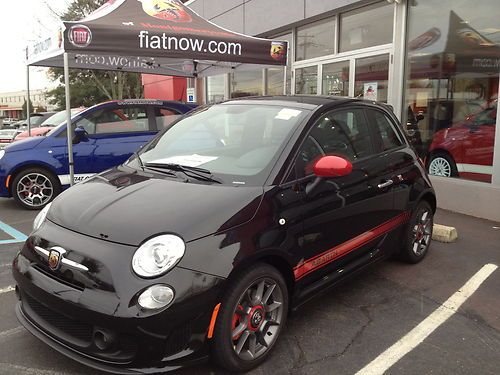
[29,116,45,126]
[45,108,85,136]
[130,103,308,186]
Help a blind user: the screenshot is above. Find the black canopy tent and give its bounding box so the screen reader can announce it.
[26,0,288,186]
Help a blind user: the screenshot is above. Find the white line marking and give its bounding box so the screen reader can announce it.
[0,326,23,339]
[0,285,15,294]
[356,263,498,375]
[0,363,67,375]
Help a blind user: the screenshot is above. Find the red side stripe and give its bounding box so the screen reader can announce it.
[293,211,410,280]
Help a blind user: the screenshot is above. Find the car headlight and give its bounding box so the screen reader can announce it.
[137,284,175,310]
[33,202,52,231]
[132,234,185,278]
[0,150,5,160]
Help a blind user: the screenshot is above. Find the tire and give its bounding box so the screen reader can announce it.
[399,201,434,264]
[211,263,288,372]
[427,152,458,178]
[12,167,61,210]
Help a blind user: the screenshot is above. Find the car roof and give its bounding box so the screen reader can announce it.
[102,99,193,106]
[221,95,393,111]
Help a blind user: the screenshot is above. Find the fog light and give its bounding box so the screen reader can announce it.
[138,285,174,310]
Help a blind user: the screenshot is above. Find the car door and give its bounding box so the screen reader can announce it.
[89,104,155,173]
[463,106,496,170]
[364,107,417,237]
[290,107,400,288]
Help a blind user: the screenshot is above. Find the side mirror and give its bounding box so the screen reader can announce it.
[306,156,353,195]
[73,126,88,144]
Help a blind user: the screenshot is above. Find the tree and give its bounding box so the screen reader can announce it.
[22,99,34,118]
[46,0,144,109]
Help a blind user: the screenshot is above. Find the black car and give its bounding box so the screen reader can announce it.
[13,96,436,374]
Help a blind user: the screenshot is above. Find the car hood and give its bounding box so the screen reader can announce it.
[4,136,45,151]
[47,167,264,246]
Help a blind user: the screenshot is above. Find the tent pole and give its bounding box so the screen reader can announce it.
[26,50,31,137]
[63,52,75,186]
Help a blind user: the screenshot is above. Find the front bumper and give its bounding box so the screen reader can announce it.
[12,220,226,374]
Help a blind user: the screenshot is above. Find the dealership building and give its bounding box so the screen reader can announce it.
[178,0,500,221]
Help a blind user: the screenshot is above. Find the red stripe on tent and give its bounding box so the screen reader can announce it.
[293,211,410,280]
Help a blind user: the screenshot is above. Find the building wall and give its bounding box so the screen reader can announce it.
[142,74,187,102]
[0,89,53,119]
[187,0,366,36]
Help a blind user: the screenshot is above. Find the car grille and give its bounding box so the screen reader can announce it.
[164,321,193,357]
[21,292,137,363]
[23,293,93,344]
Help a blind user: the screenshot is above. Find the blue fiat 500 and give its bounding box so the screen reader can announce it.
[0,99,195,209]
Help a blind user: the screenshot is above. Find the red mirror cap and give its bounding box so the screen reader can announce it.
[313,156,353,178]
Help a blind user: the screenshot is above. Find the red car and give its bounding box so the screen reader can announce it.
[0,129,21,149]
[427,102,496,183]
[14,126,54,141]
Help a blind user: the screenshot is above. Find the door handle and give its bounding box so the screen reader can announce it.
[377,179,393,189]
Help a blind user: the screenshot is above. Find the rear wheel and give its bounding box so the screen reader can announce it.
[427,152,458,178]
[399,201,434,264]
[12,168,61,210]
[211,263,288,372]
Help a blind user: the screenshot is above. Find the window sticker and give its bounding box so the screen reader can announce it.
[150,154,218,167]
[275,108,302,120]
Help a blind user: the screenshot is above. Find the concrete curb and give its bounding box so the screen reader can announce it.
[433,224,458,243]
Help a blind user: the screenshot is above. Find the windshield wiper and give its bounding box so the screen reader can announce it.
[144,163,222,184]
[133,151,145,171]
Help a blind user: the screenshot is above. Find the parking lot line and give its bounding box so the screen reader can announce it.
[0,286,15,294]
[0,220,28,245]
[356,263,498,375]
[0,327,23,340]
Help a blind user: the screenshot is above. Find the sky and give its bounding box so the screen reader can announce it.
[0,0,69,93]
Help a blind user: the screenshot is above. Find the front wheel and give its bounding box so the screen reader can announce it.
[12,168,61,210]
[211,263,288,372]
[427,152,458,178]
[399,201,434,264]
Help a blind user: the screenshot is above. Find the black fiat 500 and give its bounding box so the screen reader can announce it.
[13,96,436,374]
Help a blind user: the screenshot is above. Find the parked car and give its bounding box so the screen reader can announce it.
[427,100,497,182]
[13,96,436,374]
[0,99,195,209]
[3,113,55,130]
[14,109,86,142]
[1,117,18,126]
[0,129,22,149]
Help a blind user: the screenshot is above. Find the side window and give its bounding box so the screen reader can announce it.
[294,108,374,177]
[154,107,182,130]
[367,109,403,152]
[75,106,149,135]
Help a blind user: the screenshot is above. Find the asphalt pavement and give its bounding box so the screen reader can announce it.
[0,197,499,375]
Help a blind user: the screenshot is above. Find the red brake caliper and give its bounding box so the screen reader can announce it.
[232,304,244,340]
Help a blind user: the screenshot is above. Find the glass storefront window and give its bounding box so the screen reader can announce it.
[296,18,335,62]
[322,61,350,96]
[404,0,499,183]
[267,67,285,95]
[339,2,393,53]
[207,75,225,103]
[230,71,263,98]
[295,66,318,95]
[267,33,292,95]
[354,54,389,102]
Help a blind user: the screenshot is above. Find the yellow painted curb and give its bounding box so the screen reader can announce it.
[433,224,458,243]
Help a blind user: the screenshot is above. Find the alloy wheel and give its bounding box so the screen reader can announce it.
[412,210,432,256]
[231,278,284,361]
[428,157,452,177]
[16,173,54,208]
